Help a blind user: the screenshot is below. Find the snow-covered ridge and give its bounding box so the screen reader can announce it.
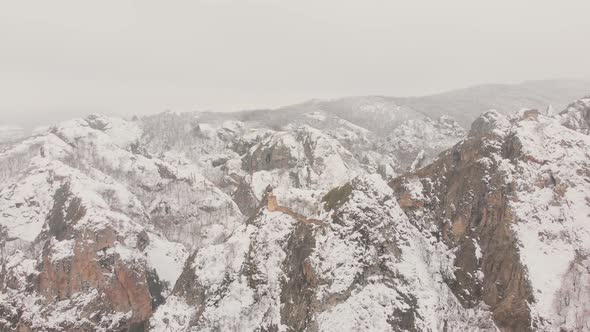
[559,96,590,134]
[150,174,498,331]
[508,111,590,330]
[2,90,589,330]
[391,100,590,331]
[0,114,238,330]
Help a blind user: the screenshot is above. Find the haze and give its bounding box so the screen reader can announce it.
[1,0,590,128]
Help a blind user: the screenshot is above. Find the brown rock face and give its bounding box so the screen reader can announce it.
[390,113,535,332]
[10,182,159,331]
[279,221,317,331]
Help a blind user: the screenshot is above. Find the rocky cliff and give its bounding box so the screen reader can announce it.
[1,93,589,331]
[150,175,497,331]
[391,101,590,331]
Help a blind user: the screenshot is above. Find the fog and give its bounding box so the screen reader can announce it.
[1,0,590,128]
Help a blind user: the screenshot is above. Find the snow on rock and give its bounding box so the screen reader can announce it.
[3,92,589,331]
[145,235,188,288]
[153,211,296,331]
[0,162,189,330]
[508,112,590,330]
[559,96,590,134]
[48,238,75,262]
[316,175,496,331]
[391,99,590,331]
[149,296,195,332]
[42,114,243,250]
[0,114,239,331]
[0,165,61,242]
[244,125,359,193]
[238,125,362,217]
[152,174,497,331]
[383,115,466,170]
[50,114,141,150]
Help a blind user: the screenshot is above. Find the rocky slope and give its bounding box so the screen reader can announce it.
[380,115,466,171]
[150,175,497,331]
[0,115,238,330]
[560,96,590,134]
[391,101,590,331]
[0,92,589,331]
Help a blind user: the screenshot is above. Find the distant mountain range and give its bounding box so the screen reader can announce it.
[3,79,590,139]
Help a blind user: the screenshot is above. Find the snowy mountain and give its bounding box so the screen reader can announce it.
[150,175,497,331]
[394,79,590,127]
[0,90,589,331]
[0,115,234,330]
[391,101,590,331]
[200,79,590,129]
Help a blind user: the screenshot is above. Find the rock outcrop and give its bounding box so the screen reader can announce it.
[391,103,590,331]
[150,175,497,331]
[560,96,590,134]
[2,90,590,331]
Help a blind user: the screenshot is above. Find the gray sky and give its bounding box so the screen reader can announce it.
[1,0,590,126]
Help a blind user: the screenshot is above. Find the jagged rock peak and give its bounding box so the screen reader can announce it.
[468,109,511,138]
[150,174,497,331]
[560,95,590,134]
[391,95,590,331]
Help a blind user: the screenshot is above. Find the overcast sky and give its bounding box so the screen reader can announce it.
[2,0,590,126]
